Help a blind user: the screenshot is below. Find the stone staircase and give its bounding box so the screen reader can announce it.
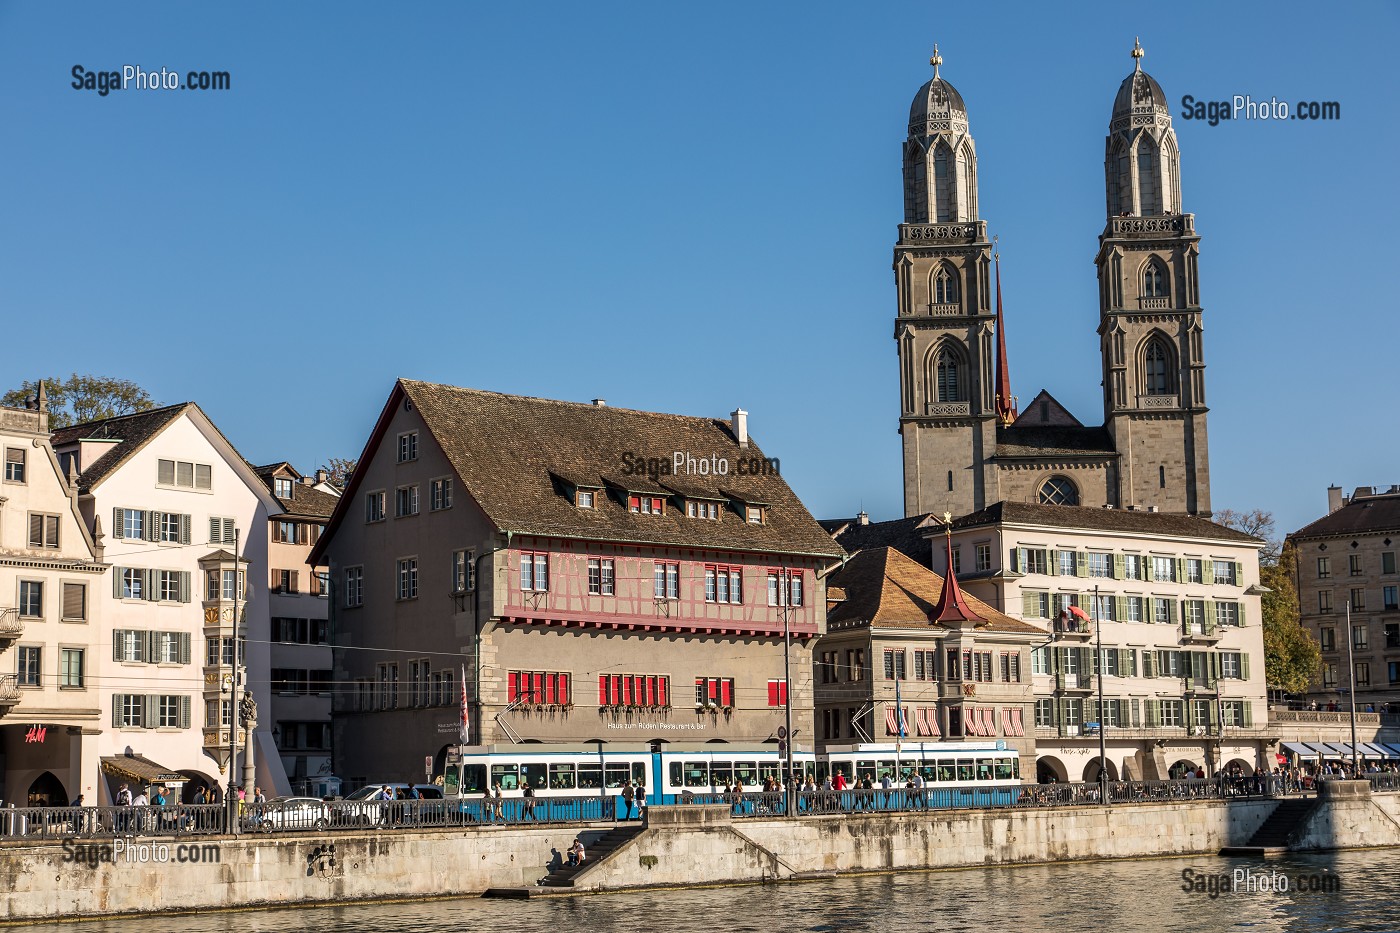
[536,823,646,888]
[1244,798,1317,848]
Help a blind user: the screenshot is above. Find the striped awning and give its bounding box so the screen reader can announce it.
[1282,742,1319,759]
[1358,742,1398,759]
[100,754,186,786]
[1306,743,1338,758]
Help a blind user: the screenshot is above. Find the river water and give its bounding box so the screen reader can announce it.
[11,850,1398,932]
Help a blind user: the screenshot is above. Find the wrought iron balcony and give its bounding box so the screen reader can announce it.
[0,674,21,710]
[1181,621,1222,644]
[0,608,22,642]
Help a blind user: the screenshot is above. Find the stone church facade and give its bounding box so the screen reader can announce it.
[897,42,1211,520]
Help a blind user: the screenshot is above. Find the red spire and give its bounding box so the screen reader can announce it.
[931,521,984,624]
[993,247,1017,426]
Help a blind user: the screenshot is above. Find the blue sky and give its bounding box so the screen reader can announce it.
[1,1,1394,539]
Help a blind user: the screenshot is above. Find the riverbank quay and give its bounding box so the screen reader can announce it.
[2,782,1398,922]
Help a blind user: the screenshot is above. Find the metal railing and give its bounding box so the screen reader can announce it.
[1367,773,1400,793]
[0,674,20,705]
[0,608,22,638]
[0,803,225,839]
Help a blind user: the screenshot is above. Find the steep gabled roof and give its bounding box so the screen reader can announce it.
[253,461,339,519]
[826,547,1040,634]
[951,500,1260,544]
[314,380,843,562]
[51,404,192,493]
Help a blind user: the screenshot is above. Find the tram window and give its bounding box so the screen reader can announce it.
[669,763,683,787]
[937,764,955,783]
[1013,759,1021,779]
[632,762,647,784]
[878,760,896,781]
[579,763,603,789]
[899,761,917,780]
[975,758,993,782]
[461,764,486,794]
[735,762,757,786]
[994,759,1014,781]
[549,763,577,790]
[712,763,733,786]
[856,760,877,783]
[956,759,974,782]
[491,764,520,790]
[759,762,781,783]
[520,762,546,790]
[683,762,708,787]
[816,761,830,783]
[604,764,630,788]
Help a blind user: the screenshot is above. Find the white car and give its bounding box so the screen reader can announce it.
[251,797,331,832]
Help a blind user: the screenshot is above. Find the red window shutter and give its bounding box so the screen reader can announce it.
[643,676,653,706]
[559,674,570,704]
[508,672,519,703]
[599,676,607,705]
[658,677,668,706]
[629,496,640,511]
[782,682,789,706]
[767,681,777,706]
[532,672,544,704]
[545,674,555,705]
[721,680,733,707]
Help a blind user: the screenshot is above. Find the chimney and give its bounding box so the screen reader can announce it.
[315,470,329,485]
[731,408,748,448]
[591,399,607,407]
[856,510,870,526]
[1147,506,1159,513]
[1327,485,1344,514]
[1354,486,1375,500]
[301,476,313,486]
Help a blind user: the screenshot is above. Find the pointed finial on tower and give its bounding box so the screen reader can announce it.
[993,242,1018,427]
[35,380,48,413]
[931,511,984,625]
[930,43,943,79]
[1131,36,1144,72]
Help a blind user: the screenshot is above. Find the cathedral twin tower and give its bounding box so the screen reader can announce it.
[896,41,1211,520]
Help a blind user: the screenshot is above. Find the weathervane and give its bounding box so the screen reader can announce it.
[1131,36,1144,72]
[930,44,943,79]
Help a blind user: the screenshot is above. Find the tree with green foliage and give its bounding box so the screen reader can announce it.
[1258,544,1321,693]
[2,375,157,429]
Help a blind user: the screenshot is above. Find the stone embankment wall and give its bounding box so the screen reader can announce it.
[2,792,1397,922]
[1290,781,1400,850]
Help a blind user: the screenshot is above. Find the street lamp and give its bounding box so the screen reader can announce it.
[1093,585,1109,805]
[1344,600,1360,778]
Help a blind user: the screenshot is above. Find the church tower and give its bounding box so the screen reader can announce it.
[896,47,998,518]
[1095,39,1211,515]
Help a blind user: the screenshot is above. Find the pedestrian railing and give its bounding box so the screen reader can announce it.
[1367,773,1400,793]
[0,803,225,839]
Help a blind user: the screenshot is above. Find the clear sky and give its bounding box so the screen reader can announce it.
[2,1,1394,540]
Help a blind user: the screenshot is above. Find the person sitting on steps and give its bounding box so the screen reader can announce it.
[567,838,585,868]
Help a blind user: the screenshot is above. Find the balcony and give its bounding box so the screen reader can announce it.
[0,674,21,713]
[0,608,22,643]
[1052,617,1094,641]
[1137,394,1180,410]
[1181,621,1221,644]
[897,220,988,245]
[1108,213,1194,237]
[1056,672,1094,693]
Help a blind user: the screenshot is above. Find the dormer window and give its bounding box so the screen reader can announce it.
[687,500,720,520]
[629,495,665,515]
[274,478,294,498]
[746,506,765,525]
[576,490,595,509]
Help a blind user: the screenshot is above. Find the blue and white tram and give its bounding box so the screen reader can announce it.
[445,743,816,819]
[819,741,1021,808]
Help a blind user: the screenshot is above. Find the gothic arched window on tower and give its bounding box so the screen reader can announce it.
[935,349,962,403]
[1143,338,1172,396]
[933,145,954,223]
[1037,475,1079,507]
[933,264,959,306]
[1136,136,1160,216]
[1142,260,1167,298]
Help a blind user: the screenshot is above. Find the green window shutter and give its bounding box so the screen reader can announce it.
[112,630,124,662]
[1048,550,1059,576]
[1168,600,1179,624]
[179,514,191,545]
[1011,549,1023,574]
[179,632,191,665]
[144,694,159,727]
[1238,603,1247,627]
[1175,558,1186,582]
[112,569,124,599]
[1234,562,1244,585]
[144,631,158,663]
[112,697,125,728]
[1058,699,1070,736]
[1112,554,1125,580]
[145,511,160,543]
[1242,702,1253,727]
[1022,591,1040,618]
[179,696,192,730]
[1118,648,1130,676]
[113,508,126,539]
[1142,651,1155,678]
[144,569,157,602]
[1241,653,1250,680]
[1140,560,1151,582]
[1208,652,1220,687]
[1207,700,1219,727]
[1114,596,1127,621]
[1202,561,1214,584]
[1145,699,1157,726]
[1204,600,1217,630]
[1075,552,1088,577]
[179,571,191,604]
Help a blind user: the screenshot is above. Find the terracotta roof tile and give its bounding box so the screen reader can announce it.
[50,404,193,493]
[951,500,1260,544]
[1290,494,1400,539]
[829,514,938,568]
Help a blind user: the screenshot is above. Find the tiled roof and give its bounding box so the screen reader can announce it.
[391,380,843,558]
[828,514,938,568]
[826,547,1041,634]
[50,404,192,493]
[993,424,1116,459]
[1291,494,1400,539]
[273,483,340,519]
[951,500,1260,544]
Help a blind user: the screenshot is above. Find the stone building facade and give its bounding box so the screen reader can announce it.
[896,42,1211,519]
[1289,485,1400,711]
[311,380,843,788]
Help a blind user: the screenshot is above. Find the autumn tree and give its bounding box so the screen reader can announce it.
[1216,508,1320,694]
[3,375,157,429]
